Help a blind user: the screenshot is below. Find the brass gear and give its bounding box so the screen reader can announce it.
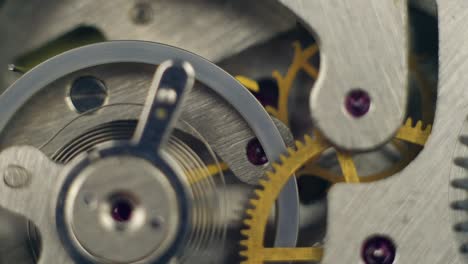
[239,119,432,263]
[301,118,432,184]
[240,134,329,263]
[236,40,435,184]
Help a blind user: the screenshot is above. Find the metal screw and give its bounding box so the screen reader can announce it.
[3,165,31,188]
[68,76,108,114]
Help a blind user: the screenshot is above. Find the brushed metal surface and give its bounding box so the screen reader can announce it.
[0,0,295,90]
[131,60,196,150]
[0,41,300,262]
[320,1,465,263]
[0,146,73,264]
[449,117,468,262]
[64,155,182,263]
[0,63,269,186]
[279,0,409,151]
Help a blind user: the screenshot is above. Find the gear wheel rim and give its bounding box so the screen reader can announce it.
[240,135,329,263]
[240,118,431,263]
[0,41,301,256]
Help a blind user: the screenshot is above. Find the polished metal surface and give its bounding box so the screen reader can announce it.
[0,1,449,263]
[59,59,196,261]
[0,145,190,264]
[0,41,299,262]
[132,60,195,149]
[0,146,73,264]
[65,156,181,263]
[0,60,199,264]
[450,119,468,262]
[279,0,409,151]
[0,0,295,90]
[319,1,465,263]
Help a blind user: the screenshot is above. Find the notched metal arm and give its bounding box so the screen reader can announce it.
[132,60,195,150]
[0,146,62,221]
[279,0,409,151]
[0,146,74,264]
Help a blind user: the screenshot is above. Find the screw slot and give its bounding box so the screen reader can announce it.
[68,76,108,114]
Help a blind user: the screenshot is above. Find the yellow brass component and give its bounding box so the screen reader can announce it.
[239,120,430,263]
[235,42,319,126]
[236,75,260,93]
[238,40,435,263]
[271,42,319,125]
[395,118,432,146]
[410,55,436,123]
[299,163,342,183]
[259,248,324,262]
[187,162,229,185]
[299,119,429,184]
[240,135,330,264]
[235,40,435,186]
[336,151,360,183]
[299,139,414,183]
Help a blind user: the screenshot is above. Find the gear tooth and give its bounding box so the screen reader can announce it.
[279,154,288,163]
[237,127,327,262]
[304,134,313,144]
[425,124,432,132]
[249,197,261,206]
[272,163,282,171]
[240,230,250,237]
[250,199,259,206]
[405,117,413,127]
[245,209,255,217]
[265,171,275,180]
[415,120,423,129]
[295,140,305,149]
[254,189,264,197]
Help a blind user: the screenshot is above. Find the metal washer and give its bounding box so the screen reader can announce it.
[57,142,192,264]
[66,154,180,263]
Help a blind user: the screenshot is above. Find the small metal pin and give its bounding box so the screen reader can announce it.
[8,64,26,74]
[156,88,178,104]
[3,165,31,188]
